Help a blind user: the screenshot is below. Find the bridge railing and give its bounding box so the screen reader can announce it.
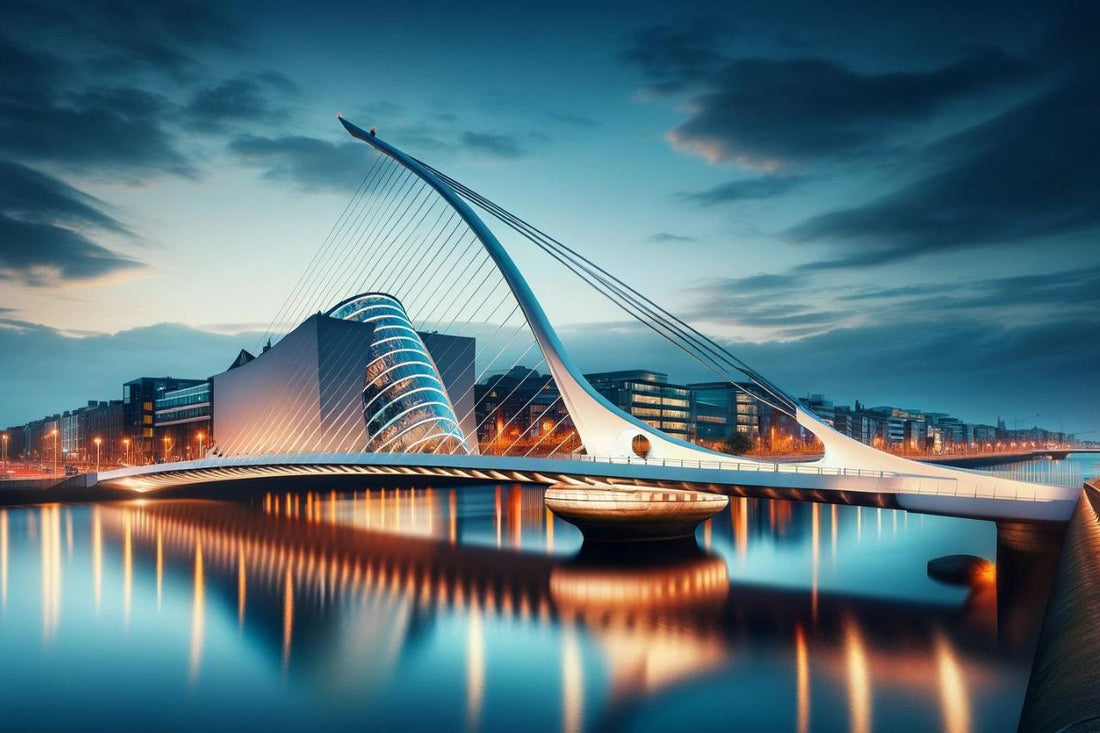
[560,453,899,478]
[556,453,1055,502]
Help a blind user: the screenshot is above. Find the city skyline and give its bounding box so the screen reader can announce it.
[1,0,1097,433]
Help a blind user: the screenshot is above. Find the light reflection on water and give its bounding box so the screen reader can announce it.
[0,485,1057,731]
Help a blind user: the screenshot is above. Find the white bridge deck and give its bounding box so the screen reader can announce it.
[90,452,1078,523]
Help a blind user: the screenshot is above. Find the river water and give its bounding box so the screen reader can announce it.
[0,480,1060,731]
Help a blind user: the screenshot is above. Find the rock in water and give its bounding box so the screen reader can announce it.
[927,554,994,585]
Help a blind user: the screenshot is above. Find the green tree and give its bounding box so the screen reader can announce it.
[722,431,753,455]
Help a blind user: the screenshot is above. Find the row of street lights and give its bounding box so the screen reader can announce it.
[2,429,207,475]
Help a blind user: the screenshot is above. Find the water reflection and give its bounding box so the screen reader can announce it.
[0,486,1058,731]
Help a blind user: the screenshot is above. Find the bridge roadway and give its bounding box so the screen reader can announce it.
[90,452,1078,523]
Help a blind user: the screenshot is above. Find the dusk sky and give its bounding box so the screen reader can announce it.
[1,0,1097,433]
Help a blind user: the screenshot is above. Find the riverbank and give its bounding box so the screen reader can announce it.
[1019,477,1100,731]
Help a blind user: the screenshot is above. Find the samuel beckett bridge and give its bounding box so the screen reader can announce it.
[91,117,1076,524]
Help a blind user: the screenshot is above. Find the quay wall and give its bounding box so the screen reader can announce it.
[1018,478,1100,732]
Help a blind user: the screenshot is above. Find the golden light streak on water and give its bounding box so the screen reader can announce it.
[811,503,820,620]
[238,543,247,630]
[495,485,502,548]
[562,628,584,733]
[189,541,205,686]
[282,565,294,672]
[329,490,337,525]
[1,509,7,611]
[795,624,810,733]
[123,511,132,623]
[831,504,838,564]
[92,506,102,612]
[156,525,163,610]
[845,616,872,733]
[511,487,522,548]
[737,497,749,558]
[40,506,62,639]
[466,604,484,732]
[448,488,457,545]
[703,518,712,550]
[545,507,554,554]
[935,631,972,733]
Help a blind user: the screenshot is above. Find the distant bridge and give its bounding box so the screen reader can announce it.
[82,117,1080,524]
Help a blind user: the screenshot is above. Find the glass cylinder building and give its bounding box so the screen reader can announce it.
[327,293,470,454]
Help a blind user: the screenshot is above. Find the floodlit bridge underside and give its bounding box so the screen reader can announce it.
[91,453,1076,523]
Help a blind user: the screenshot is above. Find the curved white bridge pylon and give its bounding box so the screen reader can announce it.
[338,116,762,465]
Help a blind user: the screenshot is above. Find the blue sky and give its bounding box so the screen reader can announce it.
[0,0,1097,433]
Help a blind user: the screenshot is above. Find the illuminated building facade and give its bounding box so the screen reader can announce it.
[326,293,469,454]
[123,376,205,459]
[155,381,213,461]
[688,382,761,443]
[212,294,474,456]
[584,370,692,441]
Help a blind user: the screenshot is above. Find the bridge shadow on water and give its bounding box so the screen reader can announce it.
[67,479,1063,731]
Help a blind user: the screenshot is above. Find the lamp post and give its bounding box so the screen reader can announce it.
[123,438,131,466]
[2,433,7,471]
[94,437,102,472]
[51,428,58,475]
[196,431,205,459]
[163,435,171,462]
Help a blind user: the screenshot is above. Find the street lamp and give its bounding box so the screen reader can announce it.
[163,435,172,462]
[123,438,131,466]
[50,428,58,475]
[2,433,7,471]
[94,437,102,472]
[196,431,205,459]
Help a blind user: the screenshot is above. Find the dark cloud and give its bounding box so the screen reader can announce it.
[185,71,298,132]
[840,266,1100,313]
[0,159,141,286]
[622,19,732,96]
[788,73,1100,266]
[459,131,530,159]
[0,35,61,106]
[685,263,1100,341]
[0,159,126,233]
[0,1,244,181]
[681,176,803,205]
[228,134,380,191]
[0,65,196,178]
[687,274,839,337]
[666,49,1029,169]
[647,232,696,243]
[49,0,237,82]
[0,215,143,287]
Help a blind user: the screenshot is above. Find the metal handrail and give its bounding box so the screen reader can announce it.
[547,452,1055,501]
